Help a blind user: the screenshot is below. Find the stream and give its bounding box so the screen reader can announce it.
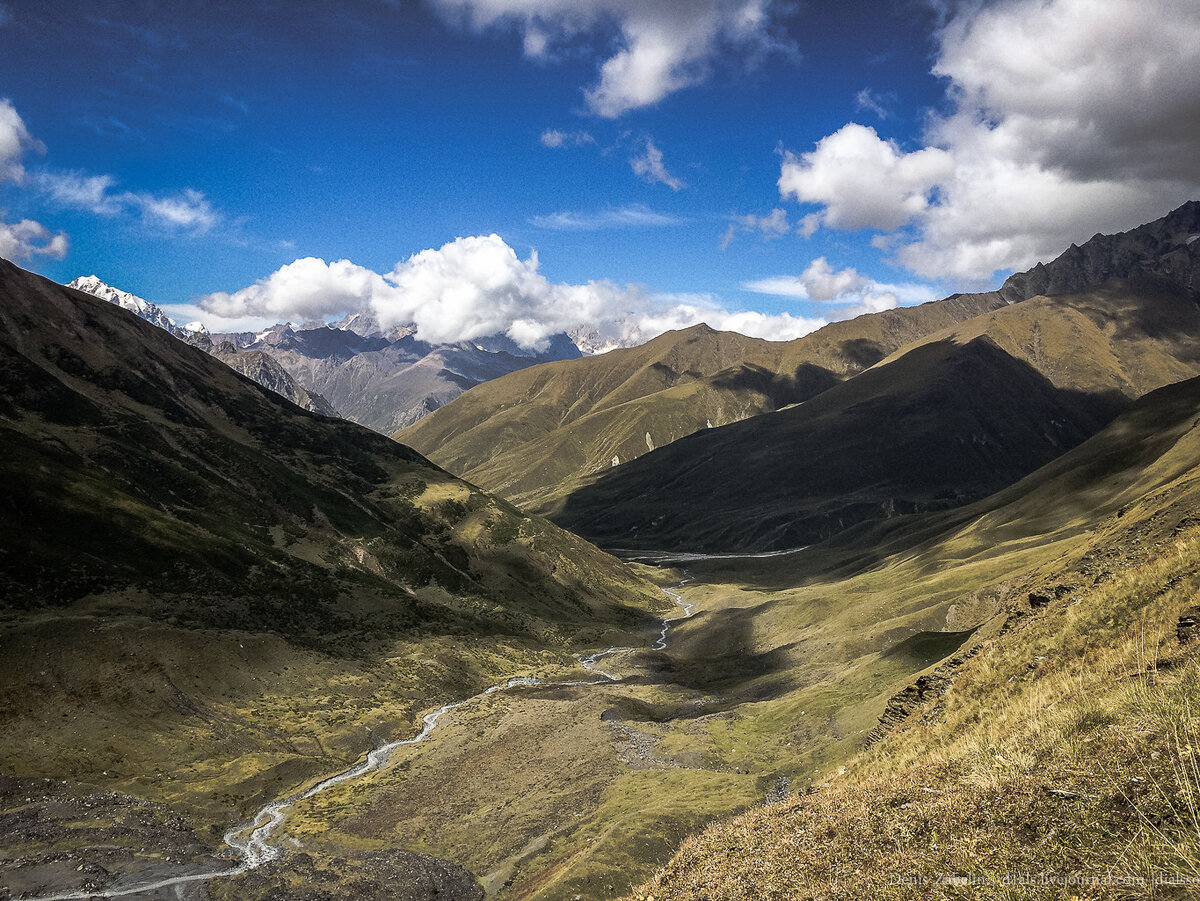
[19,580,695,901]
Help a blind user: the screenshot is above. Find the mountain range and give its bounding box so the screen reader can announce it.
[219,319,583,433]
[401,201,1200,551]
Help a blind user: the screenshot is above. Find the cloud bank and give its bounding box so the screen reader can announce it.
[198,234,833,349]
[430,0,792,117]
[780,0,1200,282]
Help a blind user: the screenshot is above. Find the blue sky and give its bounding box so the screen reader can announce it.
[2,0,1198,346]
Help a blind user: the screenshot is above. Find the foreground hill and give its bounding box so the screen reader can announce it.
[397,201,1200,516]
[628,373,1200,900]
[551,275,1200,551]
[0,258,667,898]
[69,275,340,417]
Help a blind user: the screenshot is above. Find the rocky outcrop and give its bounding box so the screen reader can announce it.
[209,343,339,417]
[1179,606,1200,644]
[1000,200,1200,303]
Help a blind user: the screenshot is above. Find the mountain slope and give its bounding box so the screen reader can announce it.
[550,335,1127,551]
[550,273,1200,552]
[395,291,1009,509]
[69,275,340,417]
[0,257,669,898]
[3,258,661,631]
[628,374,1200,901]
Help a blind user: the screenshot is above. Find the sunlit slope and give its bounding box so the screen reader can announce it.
[551,277,1200,552]
[396,292,1009,509]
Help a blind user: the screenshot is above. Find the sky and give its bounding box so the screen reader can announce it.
[1,0,1198,348]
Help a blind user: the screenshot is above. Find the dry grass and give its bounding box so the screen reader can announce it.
[630,529,1200,900]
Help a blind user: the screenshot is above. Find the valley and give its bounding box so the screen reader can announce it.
[3,203,1200,901]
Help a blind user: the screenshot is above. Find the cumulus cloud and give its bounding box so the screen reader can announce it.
[430,0,792,117]
[539,129,595,148]
[779,124,954,232]
[201,257,396,322]
[743,257,938,320]
[199,234,837,351]
[0,217,69,261]
[780,0,1200,282]
[530,204,682,229]
[0,98,44,184]
[631,139,684,190]
[38,171,219,233]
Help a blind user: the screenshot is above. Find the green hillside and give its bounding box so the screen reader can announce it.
[629,374,1200,901]
[0,259,669,899]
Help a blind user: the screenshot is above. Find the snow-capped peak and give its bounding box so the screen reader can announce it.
[67,275,206,341]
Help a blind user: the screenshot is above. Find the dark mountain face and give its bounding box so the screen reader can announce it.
[0,259,660,638]
[549,337,1128,552]
[999,199,1200,302]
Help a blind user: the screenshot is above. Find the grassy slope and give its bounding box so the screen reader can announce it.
[550,279,1200,553]
[395,293,1007,510]
[0,259,668,877]
[248,380,1200,901]
[629,378,1200,900]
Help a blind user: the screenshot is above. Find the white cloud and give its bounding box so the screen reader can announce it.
[631,139,684,190]
[530,204,682,230]
[38,172,219,233]
[430,0,791,117]
[0,98,44,184]
[539,129,595,148]
[158,303,287,335]
[199,235,835,350]
[794,257,871,301]
[38,171,122,215]
[742,257,938,321]
[720,207,790,249]
[200,257,395,322]
[778,123,954,232]
[132,188,218,232]
[780,0,1200,282]
[0,217,68,261]
[631,301,824,342]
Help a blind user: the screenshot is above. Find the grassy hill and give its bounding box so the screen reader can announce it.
[627,374,1200,900]
[395,293,1011,510]
[0,259,668,898]
[550,276,1200,553]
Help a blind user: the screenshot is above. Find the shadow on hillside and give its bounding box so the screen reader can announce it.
[709,361,840,409]
[554,338,1135,566]
[625,601,798,704]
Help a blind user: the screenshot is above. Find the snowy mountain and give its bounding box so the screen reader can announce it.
[66,276,204,343]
